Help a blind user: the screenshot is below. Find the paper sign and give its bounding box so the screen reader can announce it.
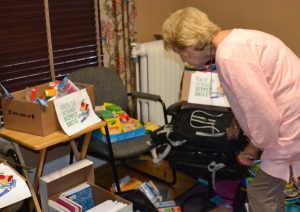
[54,89,101,136]
[0,163,31,208]
[188,71,230,107]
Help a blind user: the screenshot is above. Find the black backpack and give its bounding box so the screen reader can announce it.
[151,105,248,163]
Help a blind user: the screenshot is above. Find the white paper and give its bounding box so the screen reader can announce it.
[87,200,127,212]
[54,89,101,136]
[0,163,31,209]
[188,71,230,107]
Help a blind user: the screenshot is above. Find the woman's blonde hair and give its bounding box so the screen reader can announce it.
[162,7,221,50]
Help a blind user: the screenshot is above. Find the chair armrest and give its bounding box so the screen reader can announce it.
[166,101,183,118]
[0,138,24,174]
[0,138,14,156]
[128,91,168,124]
[129,91,161,102]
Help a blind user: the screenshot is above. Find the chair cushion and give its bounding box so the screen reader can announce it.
[87,134,153,160]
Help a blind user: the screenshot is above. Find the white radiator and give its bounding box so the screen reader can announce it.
[132,40,184,126]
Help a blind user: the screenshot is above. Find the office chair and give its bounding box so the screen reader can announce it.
[69,66,176,192]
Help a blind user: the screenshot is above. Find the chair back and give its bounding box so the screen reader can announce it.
[69,67,128,111]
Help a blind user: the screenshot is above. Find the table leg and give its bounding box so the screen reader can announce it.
[79,132,92,160]
[12,143,42,212]
[33,148,47,193]
[70,140,80,161]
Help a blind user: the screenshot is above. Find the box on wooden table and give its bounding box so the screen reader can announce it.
[1,82,94,136]
[39,159,132,212]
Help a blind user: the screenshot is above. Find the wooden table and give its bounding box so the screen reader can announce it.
[0,121,105,212]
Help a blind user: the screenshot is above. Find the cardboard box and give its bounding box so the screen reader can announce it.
[180,70,230,107]
[1,82,94,136]
[39,159,133,212]
[92,127,146,144]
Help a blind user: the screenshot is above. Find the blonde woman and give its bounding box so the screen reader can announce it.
[162,7,300,212]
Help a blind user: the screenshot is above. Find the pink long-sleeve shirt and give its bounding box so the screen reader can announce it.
[216,29,300,181]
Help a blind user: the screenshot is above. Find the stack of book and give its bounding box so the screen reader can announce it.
[138,180,162,208]
[110,176,181,210]
[49,182,94,212]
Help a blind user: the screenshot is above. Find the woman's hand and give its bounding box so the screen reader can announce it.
[237,142,260,166]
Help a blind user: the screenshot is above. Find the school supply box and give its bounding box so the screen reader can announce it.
[39,159,133,212]
[92,103,145,143]
[1,80,94,136]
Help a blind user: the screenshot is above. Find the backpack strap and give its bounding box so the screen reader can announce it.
[208,161,226,190]
[151,144,172,164]
[157,124,187,146]
[151,124,187,163]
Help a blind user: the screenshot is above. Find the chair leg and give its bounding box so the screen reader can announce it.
[104,125,121,193]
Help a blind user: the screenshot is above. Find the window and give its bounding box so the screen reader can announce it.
[0,0,101,92]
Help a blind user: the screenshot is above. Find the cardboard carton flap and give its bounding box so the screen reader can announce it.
[40,159,94,199]
[180,71,192,101]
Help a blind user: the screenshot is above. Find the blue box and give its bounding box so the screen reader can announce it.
[92,127,146,144]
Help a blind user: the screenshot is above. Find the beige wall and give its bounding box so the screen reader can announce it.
[136,0,300,56]
[135,0,187,42]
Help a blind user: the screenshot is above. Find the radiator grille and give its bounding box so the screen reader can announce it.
[133,40,184,125]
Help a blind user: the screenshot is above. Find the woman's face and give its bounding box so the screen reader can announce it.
[174,45,211,68]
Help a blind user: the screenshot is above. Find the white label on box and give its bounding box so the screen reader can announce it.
[188,71,230,107]
[54,89,101,136]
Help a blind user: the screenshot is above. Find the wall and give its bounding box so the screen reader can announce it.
[135,0,187,42]
[136,0,300,56]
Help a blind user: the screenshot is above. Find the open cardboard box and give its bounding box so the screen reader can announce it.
[1,82,94,136]
[39,159,132,212]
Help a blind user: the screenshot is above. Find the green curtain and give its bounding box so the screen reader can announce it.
[99,0,137,93]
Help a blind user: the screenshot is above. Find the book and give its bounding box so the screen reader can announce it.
[59,196,82,212]
[52,196,82,212]
[61,183,94,212]
[48,199,70,212]
[158,201,182,211]
[86,200,127,212]
[138,181,162,208]
[158,206,182,212]
[110,176,142,192]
